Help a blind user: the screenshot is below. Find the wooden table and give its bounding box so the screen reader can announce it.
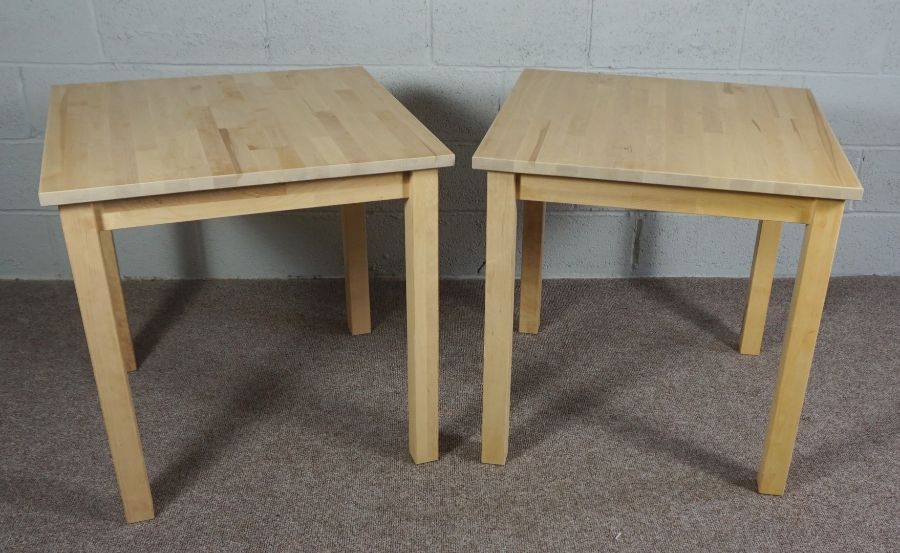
[39,66,453,522]
[473,69,863,495]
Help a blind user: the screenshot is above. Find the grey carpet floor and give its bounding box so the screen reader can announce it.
[0,277,898,552]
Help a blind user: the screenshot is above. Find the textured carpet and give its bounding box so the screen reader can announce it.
[0,277,898,552]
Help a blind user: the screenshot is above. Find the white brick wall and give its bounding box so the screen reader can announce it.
[1,0,899,279]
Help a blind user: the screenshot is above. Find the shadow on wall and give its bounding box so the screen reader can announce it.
[537,208,636,278]
[629,214,744,351]
[390,83,492,276]
[131,221,208,365]
[385,73,496,146]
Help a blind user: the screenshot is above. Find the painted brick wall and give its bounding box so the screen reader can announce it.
[1,0,898,279]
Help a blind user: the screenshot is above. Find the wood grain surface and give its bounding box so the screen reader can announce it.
[473,69,862,200]
[39,67,454,206]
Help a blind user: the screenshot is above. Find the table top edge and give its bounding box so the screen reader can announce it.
[39,153,455,207]
[471,156,863,201]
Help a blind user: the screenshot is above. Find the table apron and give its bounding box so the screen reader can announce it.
[518,174,822,224]
[96,172,410,231]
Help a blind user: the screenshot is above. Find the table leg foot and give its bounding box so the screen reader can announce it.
[60,203,154,522]
[757,201,842,495]
[519,200,545,334]
[481,172,518,465]
[341,203,372,335]
[740,220,782,356]
[405,170,439,464]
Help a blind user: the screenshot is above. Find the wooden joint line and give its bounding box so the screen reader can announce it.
[519,175,818,224]
[97,172,409,231]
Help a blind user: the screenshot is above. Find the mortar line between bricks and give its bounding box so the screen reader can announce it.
[736,0,751,69]
[0,137,43,144]
[630,212,644,272]
[262,0,271,62]
[86,0,108,62]
[0,61,448,69]
[14,66,35,138]
[18,68,41,140]
[409,63,898,77]
[844,211,900,217]
[0,209,55,215]
[843,144,900,150]
[585,0,595,68]
[3,61,899,79]
[428,0,435,65]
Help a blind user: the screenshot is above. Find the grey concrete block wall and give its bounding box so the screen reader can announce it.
[741,0,898,72]
[94,0,268,64]
[267,1,430,64]
[433,1,591,67]
[887,31,900,73]
[0,67,30,139]
[1,0,899,279]
[0,0,104,63]
[590,1,747,69]
[857,150,900,212]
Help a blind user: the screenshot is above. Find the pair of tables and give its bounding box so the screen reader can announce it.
[38,67,862,522]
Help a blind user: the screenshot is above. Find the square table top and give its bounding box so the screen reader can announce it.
[473,69,862,201]
[38,66,454,206]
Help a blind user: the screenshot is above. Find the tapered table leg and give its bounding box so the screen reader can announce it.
[404,170,440,464]
[60,203,153,523]
[481,172,518,465]
[758,200,843,495]
[341,203,372,335]
[519,200,545,334]
[740,220,783,355]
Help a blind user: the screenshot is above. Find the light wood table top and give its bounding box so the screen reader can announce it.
[39,66,454,206]
[473,69,862,201]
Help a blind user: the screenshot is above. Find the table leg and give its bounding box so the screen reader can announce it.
[404,170,439,463]
[740,220,783,355]
[341,203,372,335]
[481,172,518,465]
[757,200,843,495]
[519,200,545,334]
[59,203,154,523]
